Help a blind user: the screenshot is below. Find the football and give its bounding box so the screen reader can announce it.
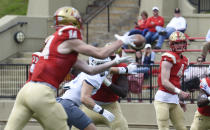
[130,34,145,50]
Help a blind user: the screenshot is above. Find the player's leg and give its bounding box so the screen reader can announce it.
[169,104,187,130]
[103,102,128,130]
[190,110,208,130]
[154,101,170,130]
[5,84,33,130]
[57,98,96,130]
[26,82,68,130]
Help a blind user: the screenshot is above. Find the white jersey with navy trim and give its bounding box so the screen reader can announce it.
[61,72,107,106]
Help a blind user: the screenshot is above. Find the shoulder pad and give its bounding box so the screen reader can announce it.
[162,52,176,64]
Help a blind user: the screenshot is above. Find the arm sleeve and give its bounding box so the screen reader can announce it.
[161,52,176,64]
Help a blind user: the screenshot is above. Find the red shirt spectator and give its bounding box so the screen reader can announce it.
[146,7,164,32]
[135,11,148,31]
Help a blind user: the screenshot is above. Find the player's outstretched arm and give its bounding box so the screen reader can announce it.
[63,39,123,59]
[73,57,132,75]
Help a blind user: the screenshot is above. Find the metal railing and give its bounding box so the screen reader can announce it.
[83,0,141,44]
[0,64,209,103]
[83,0,115,44]
[188,0,210,13]
[0,22,27,34]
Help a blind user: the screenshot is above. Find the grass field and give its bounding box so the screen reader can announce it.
[0,0,28,18]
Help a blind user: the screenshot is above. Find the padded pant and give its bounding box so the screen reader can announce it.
[4,82,68,130]
[154,101,187,130]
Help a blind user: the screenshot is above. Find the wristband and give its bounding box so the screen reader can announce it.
[208,97,210,101]
[118,67,127,74]
[93,104,103,114]
[104,78,112,87]
[174,87,181,94]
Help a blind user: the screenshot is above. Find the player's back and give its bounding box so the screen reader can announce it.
[61,72,107,106]
[31,26,82,88]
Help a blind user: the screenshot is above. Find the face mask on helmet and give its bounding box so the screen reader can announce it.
[88,57,111,66]
[53,6,82,29]
[105,42,122,59]
[169,31,187,53]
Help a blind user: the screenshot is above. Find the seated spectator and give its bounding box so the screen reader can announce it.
[129,11,149,36]
[145,6,164,44]
[134,44,155,78]
[154,8,187,49]
[200,29,210,62]
[142,44,155,65]
[184,57,210,81]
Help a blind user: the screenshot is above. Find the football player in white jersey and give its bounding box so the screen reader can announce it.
[57,57,137,130]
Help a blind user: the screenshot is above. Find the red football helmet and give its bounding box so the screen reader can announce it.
[169,31,187,53]
[53,6,82,29]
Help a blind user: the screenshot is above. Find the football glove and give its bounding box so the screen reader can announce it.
[114,32,136,47]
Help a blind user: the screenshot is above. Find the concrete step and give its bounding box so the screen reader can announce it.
[8,57,32,64]
[18,52,34,58]
[112,0,139,7]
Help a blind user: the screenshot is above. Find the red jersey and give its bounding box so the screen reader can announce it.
[92,63,127,102]
[135,19,147,31]
[198,77,210,116]
[146,16,164,32]
[158,51,188,94]
[27,52,42,82]
[31,26,82,89]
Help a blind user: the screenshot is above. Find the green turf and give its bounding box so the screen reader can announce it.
[0,0,28,18]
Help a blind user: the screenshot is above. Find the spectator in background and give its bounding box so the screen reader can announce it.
[145,6,164,44]
[184,57,210,82]
[154,8,187,49]
[129,11,149,36]
[200,29,210,62]
[127,50,144,102]
[142,44,155,65]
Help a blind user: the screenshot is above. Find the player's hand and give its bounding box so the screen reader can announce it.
[127,63,137,74]
[179,91,190,99]
[114,33,136,47]
[113,54,134,64]
[179,101,187,112]
[102,109,115,122]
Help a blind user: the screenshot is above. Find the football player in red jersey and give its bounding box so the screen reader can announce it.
[76,47,130,130]
[5,7,136,130]
[191,73,210,130]
[154,31,190,130]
